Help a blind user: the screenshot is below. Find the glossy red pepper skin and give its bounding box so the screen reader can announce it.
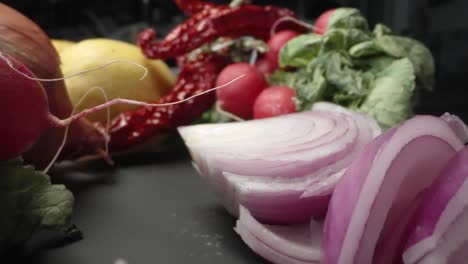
[175,0,216,15]
[107,53,228,150]
[138,5,302,60]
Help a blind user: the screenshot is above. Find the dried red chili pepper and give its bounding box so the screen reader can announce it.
[106,53,228,150]
[175,0,216,15]
[138,5,304,60]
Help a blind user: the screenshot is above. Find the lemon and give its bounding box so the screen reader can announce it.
[60,38,175,122]
[51,39,75,53]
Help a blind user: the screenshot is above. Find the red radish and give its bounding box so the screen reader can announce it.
[255,57,276,75]
[0,3,105,168]
[0,51,245,162]
[314,8,336,35]
[266,30,300,70]
[216,63,267,119]
[0,53,64,160]
[253,86,296,119]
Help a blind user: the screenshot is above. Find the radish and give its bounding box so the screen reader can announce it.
[0,53,65,161]
[216,63,267,119]
[0,3,106,168]
[266,30,300,70]
[255,57,276,76]
[0,51,244,163]
[253,86,296,119]
[314,8,336,35]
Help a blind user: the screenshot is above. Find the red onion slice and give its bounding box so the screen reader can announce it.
[323,116,464,264]
[403,146,468,264]
[235,205,322,264]
[179,104,380,223]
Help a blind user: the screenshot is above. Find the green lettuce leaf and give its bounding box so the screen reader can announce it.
[0,158,75,249]
[359,58,416,129]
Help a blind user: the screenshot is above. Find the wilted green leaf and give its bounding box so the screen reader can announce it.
[359,58,416,129]
[0,158,74,249]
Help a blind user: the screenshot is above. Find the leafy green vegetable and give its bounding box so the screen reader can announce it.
[269,7,434,129]
[279,34,322,68]
[349,40,382,58]
[0,158,75,249]
[373,24,392,37]
[374,36,434,90]
[359,58,416,129]
[294,68,327,110]
[327,8,369,32]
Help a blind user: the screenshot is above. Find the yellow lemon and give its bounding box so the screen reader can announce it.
[60,38,175,122]
[51,39,75,53]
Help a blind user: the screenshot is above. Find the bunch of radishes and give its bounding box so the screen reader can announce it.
[215,30,299,120]
[214,9,335,120]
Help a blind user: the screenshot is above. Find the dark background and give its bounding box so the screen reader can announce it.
[2,0,468,119]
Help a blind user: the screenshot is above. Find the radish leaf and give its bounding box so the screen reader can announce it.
[0,158,75,249]
[359,58,415,129]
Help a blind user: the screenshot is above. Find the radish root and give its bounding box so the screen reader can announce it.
[0,51,148,81]
[58,74,246,126]
[0,50,245,169]
[44,74,245,172]
[43,86,112,174]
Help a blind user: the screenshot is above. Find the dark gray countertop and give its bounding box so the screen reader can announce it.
[5,150,267,264]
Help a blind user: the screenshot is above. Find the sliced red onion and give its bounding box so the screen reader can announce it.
[323,116,464,264]
[403,146,468,264]
[235,205,322,264]
[441,113,468,143]
[179,103,380,223]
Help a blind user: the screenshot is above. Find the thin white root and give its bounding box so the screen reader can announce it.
[46,74,246,171]
[270,16,317,37]
[60,74,246,126]
[43,86,111,174]
[0,54,148,81]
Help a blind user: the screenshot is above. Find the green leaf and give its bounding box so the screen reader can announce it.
[349,40,382,58]
[359,58,416,129]
[323,28,372,52]
[327,8,370,32]
[294,67,328,110]
[279,34,323,68]
[374,36,435,90]
[373,24,392,37]
[0,158,74,249]
[268,68,327,111]
[354,55,397,73]
[268,70,298,87]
